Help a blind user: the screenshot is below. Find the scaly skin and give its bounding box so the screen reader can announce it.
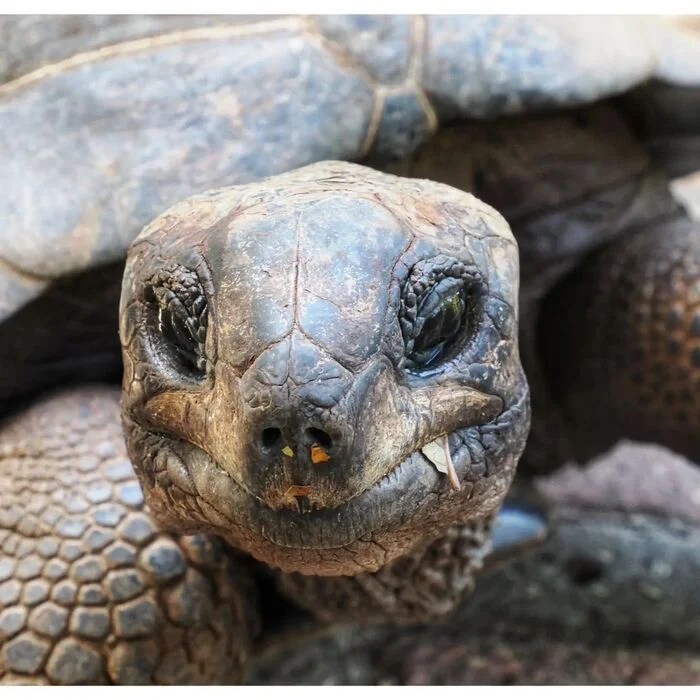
[119,162,528,583]
[540,214,700,463]
[0,162,531,684]
[0,387,257,685]
[0,385,538,684]
[1,14,699,687]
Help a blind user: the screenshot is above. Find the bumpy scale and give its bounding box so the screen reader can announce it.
[0,388,257,684]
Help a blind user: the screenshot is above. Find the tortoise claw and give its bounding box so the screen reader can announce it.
[486,500,549,568]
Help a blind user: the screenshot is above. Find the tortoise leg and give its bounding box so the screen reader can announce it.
[538,212,700,463]
[0,387,258,685]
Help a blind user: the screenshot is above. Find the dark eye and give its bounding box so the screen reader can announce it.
[411,278,466,366]
[400,256,480,371]
[145,268,208,379]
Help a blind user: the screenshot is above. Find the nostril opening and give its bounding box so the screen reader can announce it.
[260,427,282,452]
[305,427,333,450]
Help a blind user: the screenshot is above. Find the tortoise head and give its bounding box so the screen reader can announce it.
[119,162,529,576]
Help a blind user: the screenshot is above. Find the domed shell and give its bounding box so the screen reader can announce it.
[0,15,698,322]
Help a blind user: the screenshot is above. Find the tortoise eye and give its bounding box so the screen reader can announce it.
[411,282,466,367]
[400,256,481,371]
[144,268,208,379]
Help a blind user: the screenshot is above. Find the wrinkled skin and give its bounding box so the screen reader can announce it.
[391,102,700,471]
[119,162,529,579]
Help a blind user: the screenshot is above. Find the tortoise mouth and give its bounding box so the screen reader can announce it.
[156,387,528,551]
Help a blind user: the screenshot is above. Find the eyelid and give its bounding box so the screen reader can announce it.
[417,278,463,318]
[143,268,209,380]
[399,255,487,373]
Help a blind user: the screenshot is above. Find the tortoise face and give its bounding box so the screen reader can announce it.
[119,162,529,576]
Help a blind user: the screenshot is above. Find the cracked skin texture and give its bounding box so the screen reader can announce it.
[118,162,528,578]
[1,15,698,684]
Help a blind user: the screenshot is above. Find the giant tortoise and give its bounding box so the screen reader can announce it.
[1,15,700,685]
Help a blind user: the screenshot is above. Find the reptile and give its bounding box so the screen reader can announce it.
[0,15,699,684]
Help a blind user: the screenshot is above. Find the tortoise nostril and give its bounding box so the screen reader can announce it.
[260,427,282,452]
[304,427,333,451]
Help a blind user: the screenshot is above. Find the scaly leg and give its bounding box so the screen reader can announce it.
[0,386,258,685]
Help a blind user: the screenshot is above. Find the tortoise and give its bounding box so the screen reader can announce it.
[1,14,700,685]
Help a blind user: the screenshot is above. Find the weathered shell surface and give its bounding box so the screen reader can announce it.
[1,15,699,322]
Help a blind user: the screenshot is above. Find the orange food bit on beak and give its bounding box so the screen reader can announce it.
[310,443,331,464]
[286,485,311,497]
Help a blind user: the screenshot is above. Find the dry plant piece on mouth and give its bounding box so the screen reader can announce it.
[1,14,700,685]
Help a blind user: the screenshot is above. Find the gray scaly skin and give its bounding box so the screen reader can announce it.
[0,388,258,684]
[119,162,528,596]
